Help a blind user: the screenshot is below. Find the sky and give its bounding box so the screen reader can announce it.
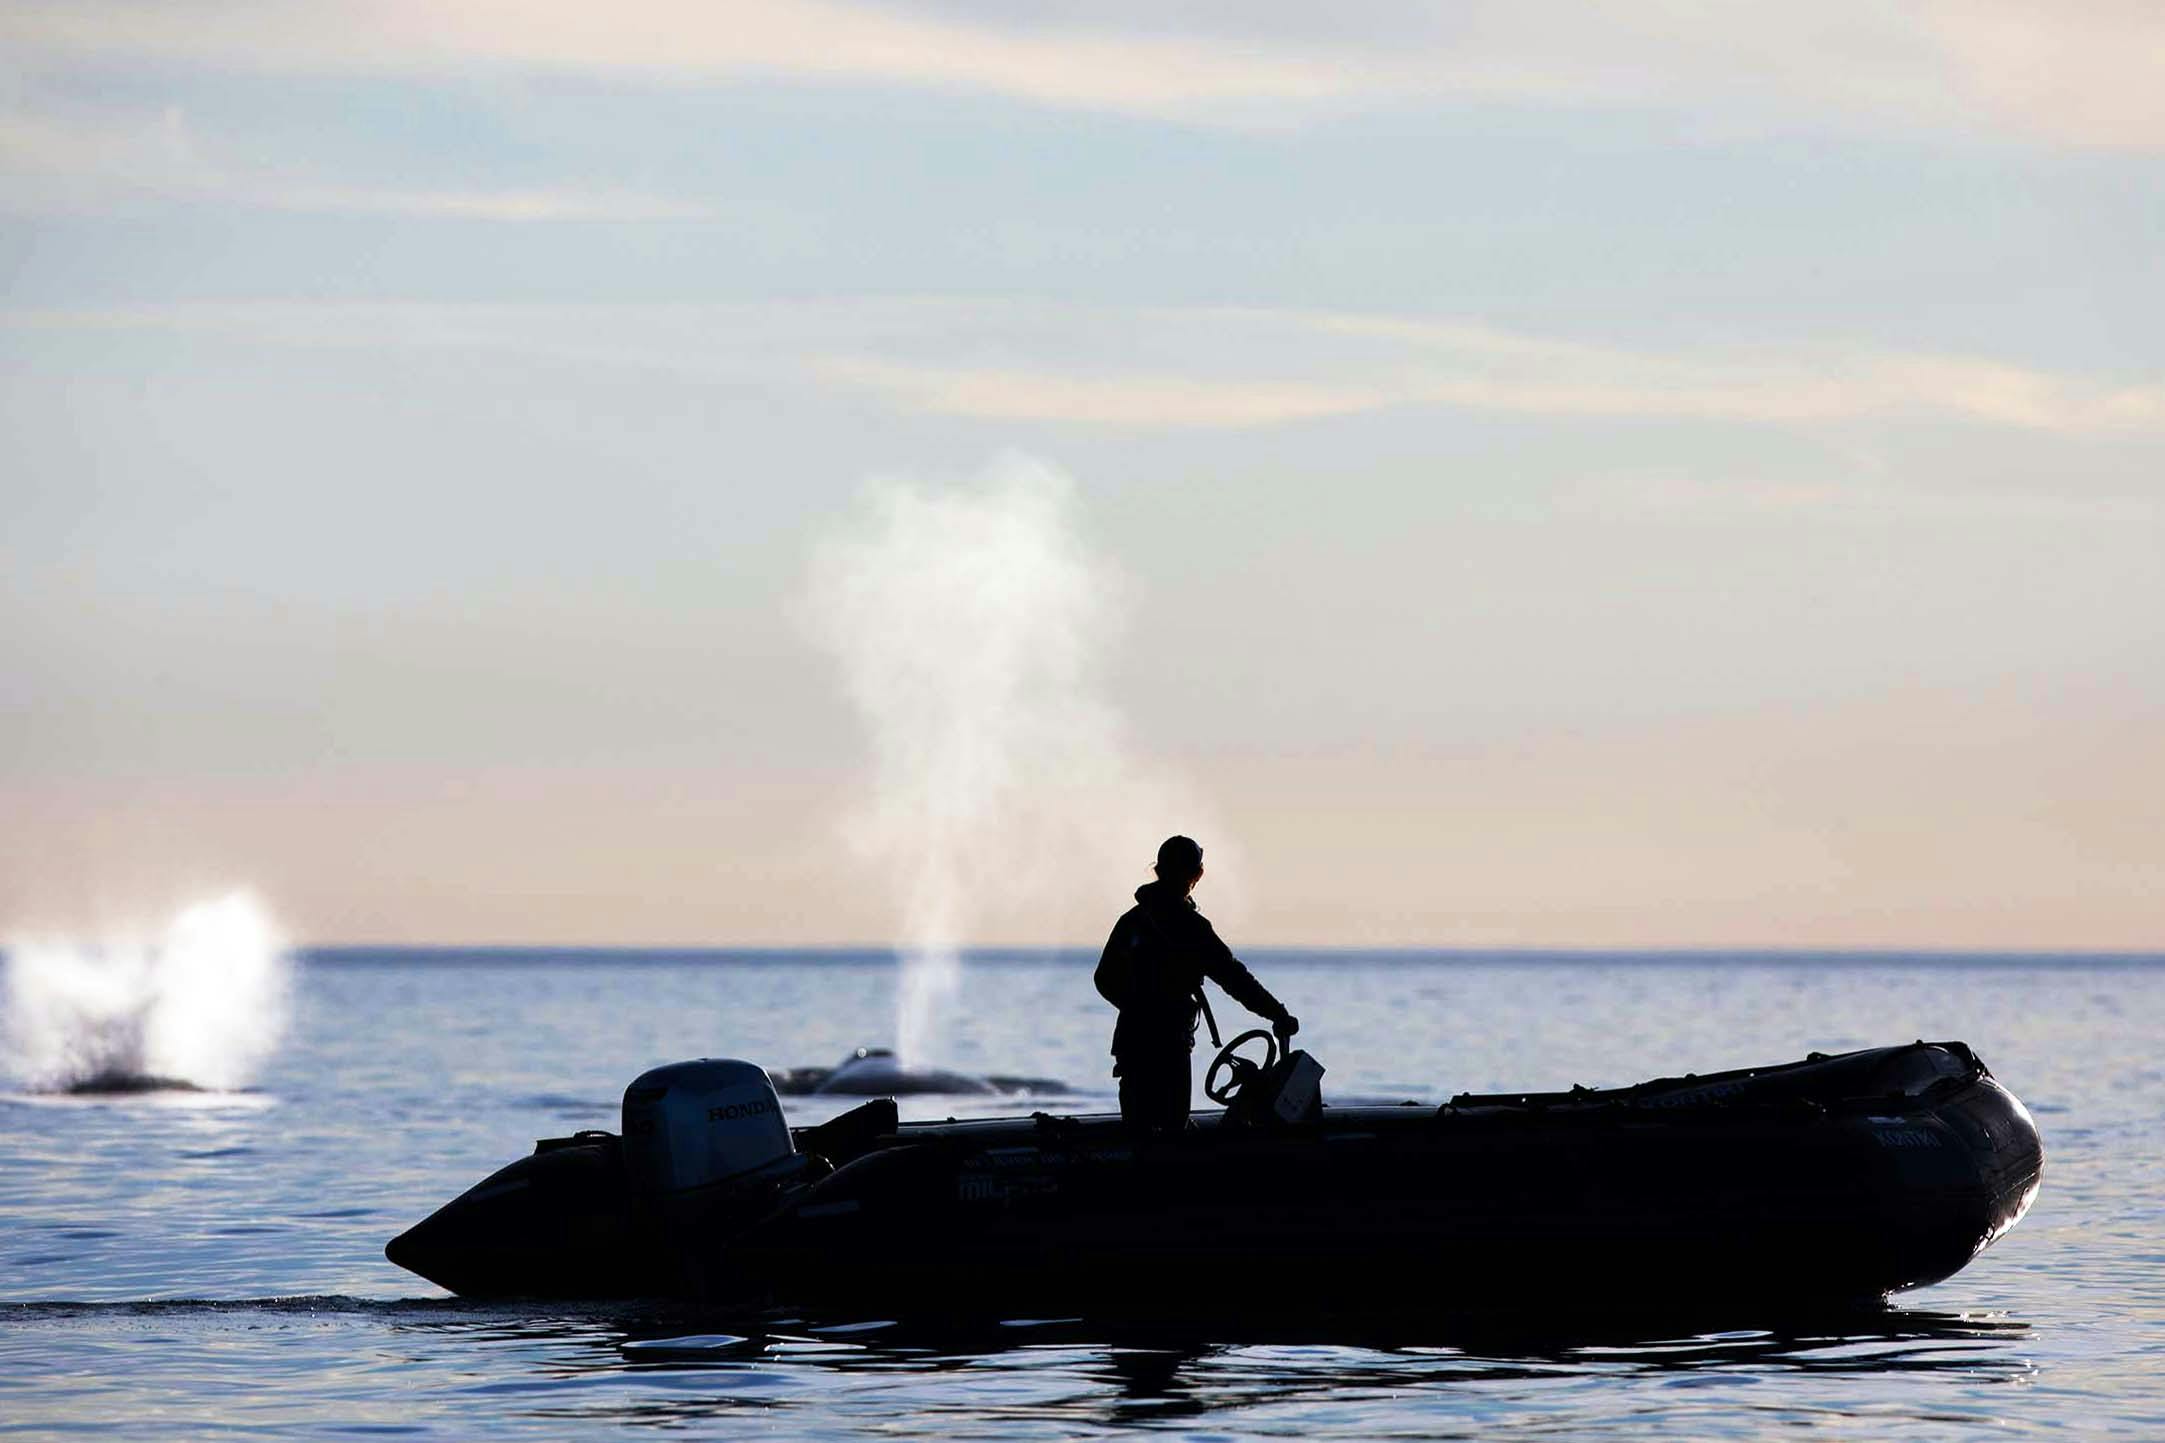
[1,1,2159,949]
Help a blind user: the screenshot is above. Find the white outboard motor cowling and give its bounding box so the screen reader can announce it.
[622,1059,792,1197]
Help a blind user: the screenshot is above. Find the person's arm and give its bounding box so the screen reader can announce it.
[1195,916,1292,1029]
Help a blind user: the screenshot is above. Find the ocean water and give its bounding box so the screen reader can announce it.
[3,950,2161,1440]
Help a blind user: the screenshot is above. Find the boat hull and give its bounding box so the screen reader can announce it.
[387,1042,2042,1315]
[721,1077,2038,1314]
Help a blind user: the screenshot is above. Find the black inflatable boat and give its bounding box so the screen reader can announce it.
[386,1039,2040,1316]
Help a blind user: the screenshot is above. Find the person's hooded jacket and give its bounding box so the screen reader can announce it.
[1094,880,1289,1065]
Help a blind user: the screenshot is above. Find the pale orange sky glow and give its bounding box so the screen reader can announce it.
[3,5,2160,950]
[4,684,2156,950]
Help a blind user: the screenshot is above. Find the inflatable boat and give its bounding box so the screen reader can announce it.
[386,1037,2041,1316]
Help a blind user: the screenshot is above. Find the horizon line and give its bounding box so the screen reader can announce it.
[286,942,2165,964]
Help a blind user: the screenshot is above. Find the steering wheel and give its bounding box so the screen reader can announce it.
[1204,1028,1279,1106]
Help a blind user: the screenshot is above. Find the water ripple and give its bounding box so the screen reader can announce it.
[1,954,2156,1438]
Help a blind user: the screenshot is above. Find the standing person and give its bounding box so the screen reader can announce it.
[1094,835,1299,1136]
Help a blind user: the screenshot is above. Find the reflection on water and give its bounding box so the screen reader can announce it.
[589,1304,2038,1436]
[1,1295,2036,1438]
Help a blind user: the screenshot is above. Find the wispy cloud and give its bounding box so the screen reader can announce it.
[1334,316,2165,433]
[0,0,1348,123]
[1553,469,2160,523]
[820,355,2165,434]
[0,103,712,221]
[11,296,2159,440]
[1923,0,2165,150]
[812,357,1388,428]
[819,309,2165,436]
[3,0,2161,146]
[258,185,712,222]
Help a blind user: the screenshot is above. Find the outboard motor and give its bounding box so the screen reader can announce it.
[622,1058,794,1196]
[620,1057,827,1287]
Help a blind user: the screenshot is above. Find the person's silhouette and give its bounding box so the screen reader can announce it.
[1093,836,1298,1136]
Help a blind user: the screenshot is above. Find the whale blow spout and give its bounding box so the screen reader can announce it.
[2,894,288,1095]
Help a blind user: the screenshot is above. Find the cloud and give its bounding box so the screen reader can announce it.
[3,0,2163,146]
[0,0,1349,122]
[1924,0,2165,150]
[813,357,1388,428]
[1553,469,2160,523]
[1865,354,2165,433]
[822,354,2165,435]
[0,103,211,212]
[256,185,712,222]
[0,103,713,220]
[9,295,2162,440]
[819,308,2165,436]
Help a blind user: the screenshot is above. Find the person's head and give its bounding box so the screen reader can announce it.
[1154,835,1205,893]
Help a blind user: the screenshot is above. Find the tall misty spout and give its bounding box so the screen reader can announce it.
[806,457,1154,1064]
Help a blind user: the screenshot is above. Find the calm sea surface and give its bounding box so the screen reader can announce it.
[4,951,2162,1439]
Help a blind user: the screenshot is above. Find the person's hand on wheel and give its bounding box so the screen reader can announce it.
[1273,1014,1300,1048]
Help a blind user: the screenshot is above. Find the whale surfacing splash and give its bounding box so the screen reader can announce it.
[3,894,287,1096]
